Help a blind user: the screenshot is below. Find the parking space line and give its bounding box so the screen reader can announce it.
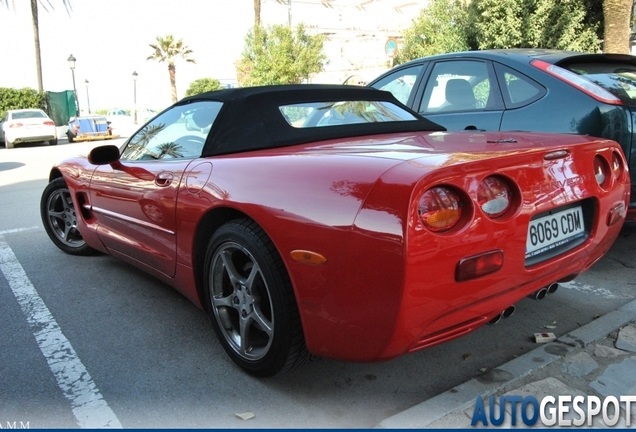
[0,235,122,428]
[0,226,39,235]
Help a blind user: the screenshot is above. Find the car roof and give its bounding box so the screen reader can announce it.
[177,84,444,157]
[396,48,636,68]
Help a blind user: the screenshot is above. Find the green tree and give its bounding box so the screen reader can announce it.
[147,35,196,103]
[236,24,326,86]
[0,87,46,118]
[1,0,73,92]
[468,0,601,51]
[468,0,527,49]
[394,0,470,65]
[184,78,224,97]
[524,0,600,51]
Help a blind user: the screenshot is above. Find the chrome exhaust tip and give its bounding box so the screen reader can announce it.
[528,287,548,301]
[547,283,559,294]
[502,305,516,319]
[488,313,503,325]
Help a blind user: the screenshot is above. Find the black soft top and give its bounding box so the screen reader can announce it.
[176,84,444,157]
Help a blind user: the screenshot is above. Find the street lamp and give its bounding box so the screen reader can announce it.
[132,71,138,124]
[67,54,80,115]
[84,79,91,114]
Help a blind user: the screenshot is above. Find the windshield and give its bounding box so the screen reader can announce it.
[565,62,636,106]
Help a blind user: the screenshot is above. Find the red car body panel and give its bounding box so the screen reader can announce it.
[51,129,630,362]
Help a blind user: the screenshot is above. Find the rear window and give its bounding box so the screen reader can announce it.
[12,110,47,119]
[279,100,418,128]
[565,62,636,105]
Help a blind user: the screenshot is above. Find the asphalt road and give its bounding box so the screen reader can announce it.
[0,139,634,428]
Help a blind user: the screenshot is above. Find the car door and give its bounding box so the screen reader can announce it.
[413,59,505,131]
[88,100,222,277]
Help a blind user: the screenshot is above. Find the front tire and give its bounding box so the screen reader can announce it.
[40,177,96,255]
[204,219,309,377]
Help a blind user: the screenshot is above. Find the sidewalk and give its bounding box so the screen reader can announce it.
[377,299,636,428]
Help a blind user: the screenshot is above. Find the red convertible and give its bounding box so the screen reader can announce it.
[41,85,630,376]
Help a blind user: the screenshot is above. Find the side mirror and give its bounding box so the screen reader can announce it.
[88,145,120,165]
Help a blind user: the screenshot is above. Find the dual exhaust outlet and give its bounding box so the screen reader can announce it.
[527,282,559,301]
[488,283,559,325]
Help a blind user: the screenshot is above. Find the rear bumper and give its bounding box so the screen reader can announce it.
[6,128,56,143]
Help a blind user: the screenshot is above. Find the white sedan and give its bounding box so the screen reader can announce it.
[1,109,57,149]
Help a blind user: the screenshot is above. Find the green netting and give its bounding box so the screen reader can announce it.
[46,90,77,126]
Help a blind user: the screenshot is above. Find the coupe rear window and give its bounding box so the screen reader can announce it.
[279,100,418,128]
[565,62,636,105]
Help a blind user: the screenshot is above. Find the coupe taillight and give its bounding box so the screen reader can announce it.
[9,123,24,128]
[612,151,624,181]
[418,186,463,232]
[594,155,611,189]
[44,121,55,126]
[478,176,512,218]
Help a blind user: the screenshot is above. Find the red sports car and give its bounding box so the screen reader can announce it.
[41,85,630,377]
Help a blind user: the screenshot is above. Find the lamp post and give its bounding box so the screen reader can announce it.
[67,54,80,115]
[132,71,138,124]
[84,79,91,114]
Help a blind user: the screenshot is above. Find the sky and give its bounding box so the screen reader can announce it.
[0,0,272,112]
[0,0,423,112]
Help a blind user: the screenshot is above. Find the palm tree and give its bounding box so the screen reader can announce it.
[147,35,196,103]
[2,0,72,92]
[254,0,261,27]
[603,0,633,53]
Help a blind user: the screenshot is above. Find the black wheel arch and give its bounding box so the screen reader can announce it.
[48,168,64,183]
[192,207,259,311]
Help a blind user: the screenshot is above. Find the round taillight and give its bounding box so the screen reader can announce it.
[478,176,512,218]
[612,151,623,180]
[594,155,610,189]
[418,186,462,232]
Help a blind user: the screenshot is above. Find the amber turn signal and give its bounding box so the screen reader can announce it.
[418,186,463,232]
[290,250,327,265]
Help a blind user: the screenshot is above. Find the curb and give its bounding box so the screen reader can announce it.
[375,298,636,429]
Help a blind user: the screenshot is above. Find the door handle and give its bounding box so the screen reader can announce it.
[155,172,174,187]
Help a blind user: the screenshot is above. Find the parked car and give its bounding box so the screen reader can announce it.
[67,116,117,143]
[40,85,629,376]
[0,108,57,149]
[369,49,636,223]
[136,108,158,124]
[106,108,131,118]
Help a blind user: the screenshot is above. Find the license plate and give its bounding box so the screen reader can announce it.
[526,206,585,259]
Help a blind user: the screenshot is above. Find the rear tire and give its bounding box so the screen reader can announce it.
[49,138,58,146]
[41,177,97,256]
[203,219,310,377]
